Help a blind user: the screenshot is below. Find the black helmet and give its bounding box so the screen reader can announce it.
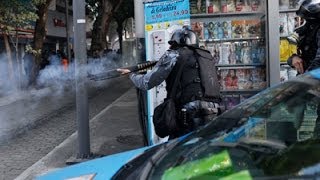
[168,27,199,47]
[296,0,320,20]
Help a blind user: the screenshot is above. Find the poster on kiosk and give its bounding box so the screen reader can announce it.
[144,0,190,145]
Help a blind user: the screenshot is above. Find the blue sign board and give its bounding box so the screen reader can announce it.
[145,0,190,25]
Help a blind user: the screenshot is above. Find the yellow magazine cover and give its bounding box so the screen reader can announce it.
[280,39,290,62]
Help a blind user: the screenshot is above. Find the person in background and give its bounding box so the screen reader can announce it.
[48,49,61,66]
[117,27,221,139]
[23,45,35,87]
[61,55,69,73]
[287,0,320,138]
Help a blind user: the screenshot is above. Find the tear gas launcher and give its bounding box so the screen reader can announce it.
[88,61,158,81]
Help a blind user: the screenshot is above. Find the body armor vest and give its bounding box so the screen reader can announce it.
[297,22,320,71]
[165,46,221,106]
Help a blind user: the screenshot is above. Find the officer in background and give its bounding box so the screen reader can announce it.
[287,0,320,74]
[287,0,320,138]
[117,27,221,139]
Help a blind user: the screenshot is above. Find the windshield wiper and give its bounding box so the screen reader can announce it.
[211,138,286,154]
[237,138,287,153]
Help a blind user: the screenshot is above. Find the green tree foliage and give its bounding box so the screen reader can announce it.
[86,0,134,54]
[113,0,134,54]
[0,0,41,31]
[31,0,53,86]
[0,0,41,88]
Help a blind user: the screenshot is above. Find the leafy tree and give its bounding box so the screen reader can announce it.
[31,0,54,86]
[0,0,41,88]
[87,0,124,54]
[113,0,134,54]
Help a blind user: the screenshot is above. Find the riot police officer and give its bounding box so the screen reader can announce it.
[117,27,221,139]
[288,0,320,74]
[287,0,320,138]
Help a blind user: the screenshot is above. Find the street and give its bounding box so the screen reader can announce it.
[0,77,133,180]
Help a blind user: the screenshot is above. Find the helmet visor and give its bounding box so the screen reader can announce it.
[297,0,320,14]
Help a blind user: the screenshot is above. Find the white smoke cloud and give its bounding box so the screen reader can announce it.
[36,51,123,94]
[0,53,25,96]
[0,51,129,142]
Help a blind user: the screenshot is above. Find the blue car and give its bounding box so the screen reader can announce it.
[38,69,320,180]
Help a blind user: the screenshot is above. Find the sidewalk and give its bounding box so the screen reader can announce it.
[15,87,145,180]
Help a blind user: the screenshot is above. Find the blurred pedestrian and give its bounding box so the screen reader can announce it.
[23,45,35,87]
[61,55,69,72]
[48,49,61,66]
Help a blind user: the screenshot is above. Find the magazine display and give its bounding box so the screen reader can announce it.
[221,0,235,13]
[190,0,207,14]
[206,0,220,13]
[219,43,231,65]
[192,0,265,15]
[213,40,265,65]
[191,21,205,40]
[279,12,301,37]
[246,19,261,38]
[279,13,288,36]
[219,68,266,91]
[235,0,251,12]
[250,0,264,12]
[190,0,267,111]
[231,20,246,38]
[287,12,295,34]
[280,65,297,82]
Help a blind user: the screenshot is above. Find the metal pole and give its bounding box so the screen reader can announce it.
[134,0,146,64]
[267,0,280,86]
[134,0,145,39]
[65,0,72,62]
[73,0,90,157]
[134,0,148,145]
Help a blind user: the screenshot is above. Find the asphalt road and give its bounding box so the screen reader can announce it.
[0,77,133,180]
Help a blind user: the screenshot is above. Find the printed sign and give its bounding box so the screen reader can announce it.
[145,0,190,25]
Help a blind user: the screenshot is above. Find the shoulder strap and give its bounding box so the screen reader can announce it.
[167,49,187,99]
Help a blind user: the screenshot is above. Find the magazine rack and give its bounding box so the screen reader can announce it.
[190,0,268,111]
[278,0,300,82]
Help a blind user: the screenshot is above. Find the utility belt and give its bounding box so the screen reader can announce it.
[178,101,220,132]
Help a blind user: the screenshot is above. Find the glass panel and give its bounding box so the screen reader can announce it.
[190,0,268,111]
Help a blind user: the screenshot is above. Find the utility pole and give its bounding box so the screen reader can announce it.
[65,0,72,62]
[134,0,148,145]
[134,0,146,64]
[72,0,91,161]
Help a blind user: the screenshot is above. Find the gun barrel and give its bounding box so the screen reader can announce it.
[88,61,157,81]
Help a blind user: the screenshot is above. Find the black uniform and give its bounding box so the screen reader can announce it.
[287,0,320,138]
[130,45,221,138]
[287,21,320,72]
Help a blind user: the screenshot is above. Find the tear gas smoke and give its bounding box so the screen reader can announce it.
[0,51,135,142]
[37,51,126,94]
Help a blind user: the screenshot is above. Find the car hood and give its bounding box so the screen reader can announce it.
[37,146,151,180]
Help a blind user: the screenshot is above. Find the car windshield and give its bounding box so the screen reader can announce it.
[148,76,320,179]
